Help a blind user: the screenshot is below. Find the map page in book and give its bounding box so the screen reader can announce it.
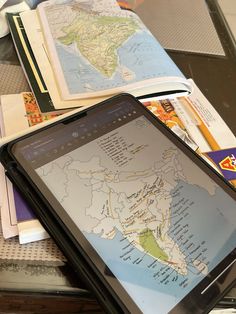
[37,0,189,100]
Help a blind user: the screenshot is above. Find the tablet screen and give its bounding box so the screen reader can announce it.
[10,96,236,313]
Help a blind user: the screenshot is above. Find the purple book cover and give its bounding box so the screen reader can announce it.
[13,188,35,222]
[205,147,236,181]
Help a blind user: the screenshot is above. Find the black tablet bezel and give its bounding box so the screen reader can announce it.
[1,93,235,314]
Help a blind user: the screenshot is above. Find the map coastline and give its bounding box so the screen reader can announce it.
[37,0,189,100]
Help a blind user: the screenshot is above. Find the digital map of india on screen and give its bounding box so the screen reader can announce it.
[36,116,236,313]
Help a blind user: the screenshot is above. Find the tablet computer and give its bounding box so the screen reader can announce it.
[0,93,235,313]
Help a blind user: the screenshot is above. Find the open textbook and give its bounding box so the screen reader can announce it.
[7,0,191,113]
[37,0,191,100]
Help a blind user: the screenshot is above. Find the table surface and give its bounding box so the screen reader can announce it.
[0,0,235,313]
[169,0,236,135]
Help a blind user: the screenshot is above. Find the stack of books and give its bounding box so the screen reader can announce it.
[1,0,235,245]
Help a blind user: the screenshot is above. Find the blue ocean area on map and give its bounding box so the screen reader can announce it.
[84,181,235,312]
[56,31,184,94]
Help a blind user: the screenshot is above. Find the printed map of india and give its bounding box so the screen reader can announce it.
[40,0,183,97]
[58,11,139,77]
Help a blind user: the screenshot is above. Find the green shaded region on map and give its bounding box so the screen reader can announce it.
[139,228,169,261]
[58,11,140,77]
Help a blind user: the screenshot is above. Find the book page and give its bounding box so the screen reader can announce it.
[0,95,18,238]
[142,80,236,187]
[37,0,189,100]
[143,80,236,154]
[175,80,236,151]
[0,0,8,8]
[20,10,107,110]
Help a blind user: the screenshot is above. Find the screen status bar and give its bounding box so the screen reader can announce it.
[20,102,141,167]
